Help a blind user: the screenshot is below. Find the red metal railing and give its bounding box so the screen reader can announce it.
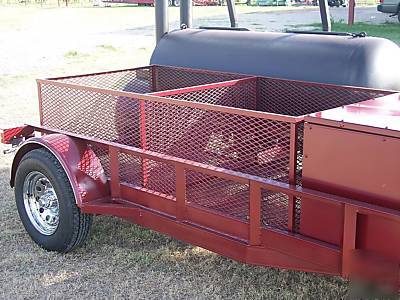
[37,65,390,233]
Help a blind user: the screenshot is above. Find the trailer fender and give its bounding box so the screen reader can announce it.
[10,134,109,207]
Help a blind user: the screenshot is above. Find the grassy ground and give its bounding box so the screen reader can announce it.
[0,7,397,299]
[308,21,400,44]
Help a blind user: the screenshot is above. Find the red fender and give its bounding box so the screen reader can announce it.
[10,134,110,207]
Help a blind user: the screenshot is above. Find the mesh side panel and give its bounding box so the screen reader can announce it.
[155,66,246,91]
[57,68,153,94]
[186,170,249,221]
[118,152,176,197]
[294,197,301,233]
[296,123,304,186]
[143,99,292,182]
[55,66,245,94]
[91,144,110,178]
[40,83,141,148]
[145,159,176,197]
[119,152,142,186]
[261,189,289,231]
[257,78,388,116]
[166,80,257,109]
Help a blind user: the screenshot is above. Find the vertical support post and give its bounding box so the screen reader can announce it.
[342,204,357,277]
[348,0,355,26]
[175,164,186,221]
[226,0,238,28]
[180,0,192,28]
[318,0,331,32]
[287,123,298,232]
[249,181,261,245]
[155,0,169,43]
[109,146,120,200]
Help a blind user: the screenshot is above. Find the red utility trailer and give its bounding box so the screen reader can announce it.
[2,64,400,287]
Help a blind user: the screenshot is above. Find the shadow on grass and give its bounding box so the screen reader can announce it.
[0,163,350,298]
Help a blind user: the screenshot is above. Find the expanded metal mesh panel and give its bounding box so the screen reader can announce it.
[186,170,249,221]
[261,189,289,231]
[257,77,388,116]
[154,65,246,91]
[294,197,302,233]
[54,66,245,94]
[296,123,304,186]
[57,68,153,94]
[118,152,176,197]
[145,159,176,197]
[119,152,142,186]
[40,83,142,147]
[164,80,257,109]
[90,144,111,178]
[143,99,292,181]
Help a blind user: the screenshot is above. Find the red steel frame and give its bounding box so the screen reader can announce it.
[5,65,400,286]
[20,124,400,280]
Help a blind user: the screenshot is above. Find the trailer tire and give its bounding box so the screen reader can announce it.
[14,148,92,253]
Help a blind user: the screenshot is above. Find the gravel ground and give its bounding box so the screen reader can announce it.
[0,6,397,299]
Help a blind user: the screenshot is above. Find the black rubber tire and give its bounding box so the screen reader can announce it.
[15,148,92,253]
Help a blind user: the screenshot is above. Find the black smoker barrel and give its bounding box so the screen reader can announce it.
[150,29,400,91]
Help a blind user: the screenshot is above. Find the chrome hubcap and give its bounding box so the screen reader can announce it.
[23,171,60,235]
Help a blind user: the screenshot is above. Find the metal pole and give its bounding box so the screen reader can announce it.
[318,0,331,32]
[348,0,355,26]
[180,0,192,28]
[155,0,169,43]
[226,0,238,28]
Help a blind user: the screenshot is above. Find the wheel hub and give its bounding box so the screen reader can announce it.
[23,171,60,235]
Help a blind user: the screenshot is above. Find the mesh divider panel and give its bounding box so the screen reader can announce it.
[165,80,257,109]
[186,170,249,221]
[261,189,289,231]
[143,99,292,182]
[155,66,246,91]
[257,77,388,116]
[57,68,153,94]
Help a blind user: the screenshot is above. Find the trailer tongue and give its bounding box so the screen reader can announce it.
[2,1,400,290]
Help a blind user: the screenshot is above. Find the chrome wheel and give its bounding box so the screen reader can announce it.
[23,171,59,235]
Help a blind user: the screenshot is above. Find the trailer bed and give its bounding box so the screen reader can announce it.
[4,64,391,286]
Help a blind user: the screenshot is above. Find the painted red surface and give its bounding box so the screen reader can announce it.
[3,65,400,287]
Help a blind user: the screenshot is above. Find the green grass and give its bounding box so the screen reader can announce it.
[309,21,400,44]
[1,6,398,299]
